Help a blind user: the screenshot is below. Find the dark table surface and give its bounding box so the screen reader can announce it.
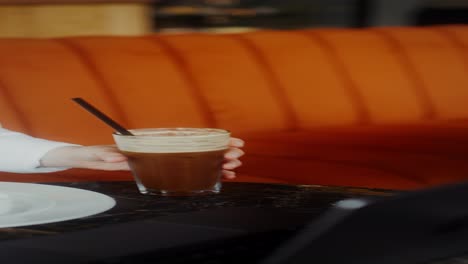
[0,181,466,264]
[0,181,391,241]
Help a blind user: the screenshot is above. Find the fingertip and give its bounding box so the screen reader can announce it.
[225,149,244,159]
[230,138,245,147]
[223,160,242,170]
[223,170,236,179]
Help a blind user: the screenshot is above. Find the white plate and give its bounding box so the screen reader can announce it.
[0,182,116,228]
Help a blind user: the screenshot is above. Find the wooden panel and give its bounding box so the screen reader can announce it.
[0,3,153,38]
[0,0,153,5]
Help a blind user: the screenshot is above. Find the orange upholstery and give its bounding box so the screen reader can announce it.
[0,25,467,190]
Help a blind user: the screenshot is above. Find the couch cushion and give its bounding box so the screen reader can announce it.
[236,121,468,190]
[1,26,468,190]
[378,27,468,120]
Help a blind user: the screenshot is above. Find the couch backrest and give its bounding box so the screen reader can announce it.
[0,25,467,145]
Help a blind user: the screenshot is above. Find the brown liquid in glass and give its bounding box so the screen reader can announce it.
[122,150,225,193]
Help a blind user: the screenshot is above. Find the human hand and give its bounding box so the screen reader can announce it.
[40,138,245,178]
[222,137,245,179]
[39,145,130,171]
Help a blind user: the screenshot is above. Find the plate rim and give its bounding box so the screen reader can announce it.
[0,182,116,228]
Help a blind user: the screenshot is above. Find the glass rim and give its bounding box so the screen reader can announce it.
[112,127,230,138]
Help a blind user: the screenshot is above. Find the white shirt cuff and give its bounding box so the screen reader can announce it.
[0,129,79,173]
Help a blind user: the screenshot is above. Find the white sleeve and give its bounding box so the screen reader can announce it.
[0,128,79,173]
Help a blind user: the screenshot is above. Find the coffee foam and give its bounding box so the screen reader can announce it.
[113,128,230,153]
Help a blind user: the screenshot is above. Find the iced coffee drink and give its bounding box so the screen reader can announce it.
[113,128,230,196]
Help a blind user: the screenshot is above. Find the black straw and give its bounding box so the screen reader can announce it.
[72,97,134,136]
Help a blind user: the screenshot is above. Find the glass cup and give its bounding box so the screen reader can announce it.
[113,128,230,196]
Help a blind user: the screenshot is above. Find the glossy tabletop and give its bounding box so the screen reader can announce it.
[0,181,389,241]
[0,181,465,264]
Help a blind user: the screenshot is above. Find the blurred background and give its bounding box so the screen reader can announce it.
[155,0,468,31]
[0,0,467,38]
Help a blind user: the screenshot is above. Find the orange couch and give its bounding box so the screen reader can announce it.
[0,25,468,190]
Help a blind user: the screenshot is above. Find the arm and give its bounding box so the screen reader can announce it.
[0,127,244,176]
[39,138,246,176]
[0,128,77,173]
